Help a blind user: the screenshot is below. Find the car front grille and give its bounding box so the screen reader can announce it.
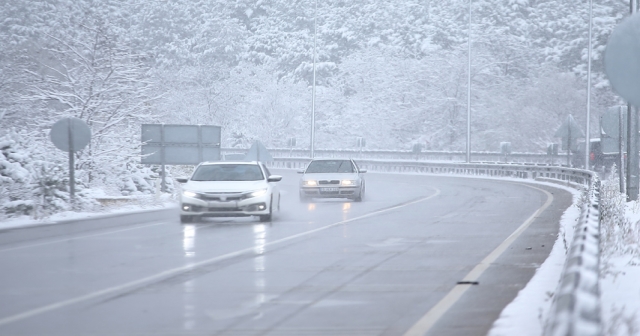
[199,193,243,201]
[318,180,340,185]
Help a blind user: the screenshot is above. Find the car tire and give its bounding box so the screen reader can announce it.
[299,193,310,203]
[354,184,365,202]
[180,215,193,223]
[259,197,273,222]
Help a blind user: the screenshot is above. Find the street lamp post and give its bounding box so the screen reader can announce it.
[466,0,472,163]
[585,0,593,169]
[310,0,318,159]
[627,0,639,201]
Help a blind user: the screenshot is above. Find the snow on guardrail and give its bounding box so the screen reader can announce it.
[544,176,601,336]
[268,157,601,336]
[223,147,566,165]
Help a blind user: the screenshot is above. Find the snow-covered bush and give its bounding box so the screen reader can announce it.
[0,132,35,218]
[0,131,98,219]
[600,167,640,272]
[28,160,71,217]
[115,163,174,196]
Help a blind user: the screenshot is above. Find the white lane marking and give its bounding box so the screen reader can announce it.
[403,184,554,336]
[0,222,170,253]
[0,188,441,327]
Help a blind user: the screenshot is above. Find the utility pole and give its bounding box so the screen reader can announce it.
[310,0,318,159]
[627,0,639,201]
[585,0,593,170]
[466,0,472,163]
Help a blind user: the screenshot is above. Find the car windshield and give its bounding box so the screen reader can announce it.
[191,164,264,181]
[305,160,354,173]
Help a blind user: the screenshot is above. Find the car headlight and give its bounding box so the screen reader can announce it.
[182,190,198,198]
[341,180,356,186]
[303,180,318,186]
[246,189,268,198]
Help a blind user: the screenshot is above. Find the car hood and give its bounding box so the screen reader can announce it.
[302,173,360,180]
[183,180,267,193]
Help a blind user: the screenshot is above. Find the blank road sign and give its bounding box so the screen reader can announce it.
[141,124,222,165]
[605,13,640,106]
[50,117,91,152]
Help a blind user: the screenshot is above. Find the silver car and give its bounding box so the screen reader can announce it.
[298,159,367,202]
[177,161,282,223]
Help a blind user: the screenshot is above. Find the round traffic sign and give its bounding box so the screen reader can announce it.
[605,13,640,106]
[50,117,91,152]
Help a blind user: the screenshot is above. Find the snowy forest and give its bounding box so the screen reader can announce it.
[0,0,631,217]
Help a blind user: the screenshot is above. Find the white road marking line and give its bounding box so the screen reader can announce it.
[403,184,554,336]
[0,222,170,253]
[0,189,441,327]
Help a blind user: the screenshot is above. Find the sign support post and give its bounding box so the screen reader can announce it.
[160,124,166,193]
[68,123,75,204]
[567,119,572,167]
[50,117,91,209]
[620,106,626,193]
[627,104,639,200]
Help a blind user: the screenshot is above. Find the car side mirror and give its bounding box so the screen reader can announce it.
[297,169,305,174]
[359,169,367,173]
[268,175,283,182]
[176,177,188,183]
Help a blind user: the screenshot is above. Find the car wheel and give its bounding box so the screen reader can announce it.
[299,192,310,203]
[180,215,192,223]
[259,197,273,222]
[354,185,365,202]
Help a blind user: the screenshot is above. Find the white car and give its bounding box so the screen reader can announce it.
[298,159,366,202]
[177,161,282,223]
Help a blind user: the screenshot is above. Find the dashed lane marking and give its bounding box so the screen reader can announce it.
[0,188,441,327]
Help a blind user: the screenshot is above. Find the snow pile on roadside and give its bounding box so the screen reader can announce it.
[1,130,180,223]
[488,184,581,336]
[0,193,176,231]
[489,173,640,336]
[600,174,640,335]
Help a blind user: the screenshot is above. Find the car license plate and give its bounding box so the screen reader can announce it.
[321,187,339,192]
[209,201,236,207]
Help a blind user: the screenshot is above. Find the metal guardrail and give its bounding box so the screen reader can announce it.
[269,158,592,185]
[267,157,601,336]
[544,177,602,336]
[223,148,568,165]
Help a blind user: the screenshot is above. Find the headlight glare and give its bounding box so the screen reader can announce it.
[303,180,318,186]
[248,189,268,198]
[341,180,356,186]
[182,190,198,198]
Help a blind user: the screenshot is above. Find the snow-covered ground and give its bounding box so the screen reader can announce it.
[488,183,581,335]
[600,194,640,336]
[0,194,175,231]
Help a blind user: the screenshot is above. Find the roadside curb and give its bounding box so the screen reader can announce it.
[0,204,178,233]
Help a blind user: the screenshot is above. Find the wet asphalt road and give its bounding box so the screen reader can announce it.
[0,170,572,336]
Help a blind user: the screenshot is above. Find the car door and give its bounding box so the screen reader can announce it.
[352,160,365,185]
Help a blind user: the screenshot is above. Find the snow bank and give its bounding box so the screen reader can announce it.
[488,184,581,336]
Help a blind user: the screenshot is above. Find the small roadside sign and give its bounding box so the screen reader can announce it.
[49,117,91,205]
[245,141,273,162]
[50,117,91,152]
